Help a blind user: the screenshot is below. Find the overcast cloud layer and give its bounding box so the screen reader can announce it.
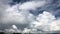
[0,0,60,33]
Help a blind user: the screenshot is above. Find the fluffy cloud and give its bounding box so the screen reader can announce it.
[19,0,46,10]
[0,0,47,32]
[22,28,31,33]
[30,11,60,32]
[4,11,60,33]
[1,4,35,24]
[5,25,21,33]
[22,10,60,33]
[50,19,60,31]
[0,0,60,33]
[1,0,46,24]
[5,25,37,33]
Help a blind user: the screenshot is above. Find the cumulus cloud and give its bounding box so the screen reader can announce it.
[21,10,60,33]
[5,25,37,33]
[50,19,60,31]
[0,0,46,24]
[22,28,31,33]
[0,0,46,32]
[22,28,38,33]
[5,25,21,33]
[0,0,60,33]
[30,11,60,32]
[4,11,60,33]
[1,4,35,24]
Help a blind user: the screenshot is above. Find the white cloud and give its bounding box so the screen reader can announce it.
[0,0,60,33]
[12,25,18,29]
[3,10,60,33]
[50,19,60,31]
[5,25,21,33]
[1,5,26,23]
[0,0,46,24]
[30,11,60,32]
[22,28,37,33]
[23,28,31,33]
[1,4,35,24]
[5,25,37,33]
[1,0,46,24]
[19,1,46,10]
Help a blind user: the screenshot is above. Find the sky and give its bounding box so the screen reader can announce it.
[0,0,60,33]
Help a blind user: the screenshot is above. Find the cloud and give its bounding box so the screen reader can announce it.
[0,0,47,24]
[50,19,60,31]
[12,25,18,29]
[22,28,31,33]
[0,0,12,5]
[0,0,12,11]
[0,0,60,24]
[22,28,38,33]
[0,0,12,24]
[0,0,39,32]
[5,25,37,33]
[19,0,46,10]
[0,0,60,33]
[4,11,60,33]
[5,25,21,33]
[1,4,35,24]
[1,0,47,24]
[30,11,60,32]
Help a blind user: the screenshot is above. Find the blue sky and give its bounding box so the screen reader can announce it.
[0,0,60,33]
